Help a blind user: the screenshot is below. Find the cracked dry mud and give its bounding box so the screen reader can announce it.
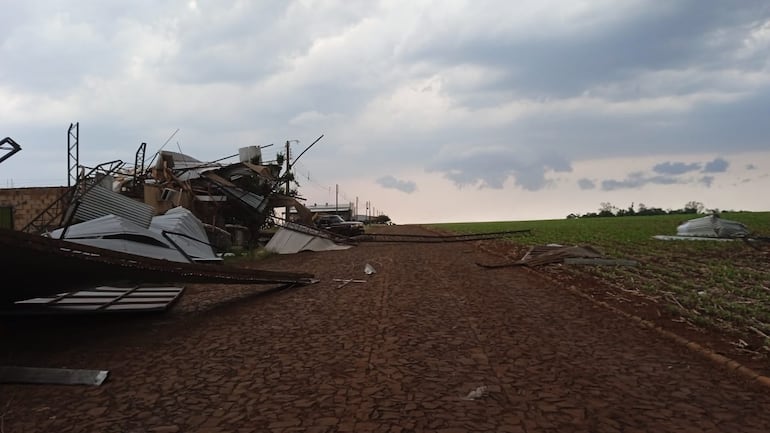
[2,224,769,433]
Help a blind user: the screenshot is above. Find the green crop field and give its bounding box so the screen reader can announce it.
[431,212,770,353]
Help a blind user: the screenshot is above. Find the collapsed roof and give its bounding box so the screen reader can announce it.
[49,206,221,263]
[2,144,320,307]
[138,148,312,246]
[29,145,315,253]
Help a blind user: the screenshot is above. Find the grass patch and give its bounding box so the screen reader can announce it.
[431,212,770,349]
[221,246,276,264]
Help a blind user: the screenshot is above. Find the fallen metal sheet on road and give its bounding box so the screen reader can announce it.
[7,285,185,315]
[0,227,316,305]
[0,366,108,386]
[265,226,352,254]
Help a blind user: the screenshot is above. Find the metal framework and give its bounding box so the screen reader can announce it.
[67,122,79,188]
[0,137,22,165]
[133,141,147,191]
[22,159,125,234]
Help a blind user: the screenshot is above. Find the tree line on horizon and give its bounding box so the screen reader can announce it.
[566,201,729,219]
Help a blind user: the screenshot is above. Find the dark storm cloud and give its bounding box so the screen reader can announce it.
[702,157,729,173]
[599,156,732,191]
[393,0,770,187]
[3,0,770,197]
[601,173,684,191]
[650,157,728,177]
[166,3,298,84]
[403,1,770,99]
[653,162,702,175]
[700,176,715,187]
[0,1,174,93]
[376,175,417,194]
[578,178,596,190]
[428,148,571,191]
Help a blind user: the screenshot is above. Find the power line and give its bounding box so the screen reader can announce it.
[285,152,386,218]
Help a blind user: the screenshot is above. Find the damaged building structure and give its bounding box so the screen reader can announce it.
[0,128,319,309]
[1,132,314,250]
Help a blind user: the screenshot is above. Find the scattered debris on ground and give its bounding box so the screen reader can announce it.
[477,244,638,268]
[462,385,490,401]
[364,263,377,275]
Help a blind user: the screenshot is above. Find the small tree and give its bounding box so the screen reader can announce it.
[598,202,616,217]
[684,201,705,214]
[373,214,391,224]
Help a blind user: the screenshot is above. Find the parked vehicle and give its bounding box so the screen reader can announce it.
[315,214,365,236]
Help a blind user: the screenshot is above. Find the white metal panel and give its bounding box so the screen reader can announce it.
[50,214,190,262]
[265,227,351,254]
[676,215,750,238]
[150,206,221,262]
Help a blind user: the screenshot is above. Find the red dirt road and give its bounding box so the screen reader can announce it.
[2,225,770,432]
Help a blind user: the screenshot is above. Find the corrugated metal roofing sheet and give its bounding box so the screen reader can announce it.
[74,184,155,228]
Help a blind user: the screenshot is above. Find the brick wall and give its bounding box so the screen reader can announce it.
[0,186,70,231]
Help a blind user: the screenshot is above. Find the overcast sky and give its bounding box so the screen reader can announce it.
[2,0,769,224]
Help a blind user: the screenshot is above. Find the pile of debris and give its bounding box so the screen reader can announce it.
[115,147,314,249]
[1,143,322,310]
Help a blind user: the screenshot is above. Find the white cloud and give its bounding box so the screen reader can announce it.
[2,0,770,223]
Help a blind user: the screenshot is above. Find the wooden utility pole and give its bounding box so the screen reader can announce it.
[281,135,323,223]
[284,140,290,223]
[335,184,339,215]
